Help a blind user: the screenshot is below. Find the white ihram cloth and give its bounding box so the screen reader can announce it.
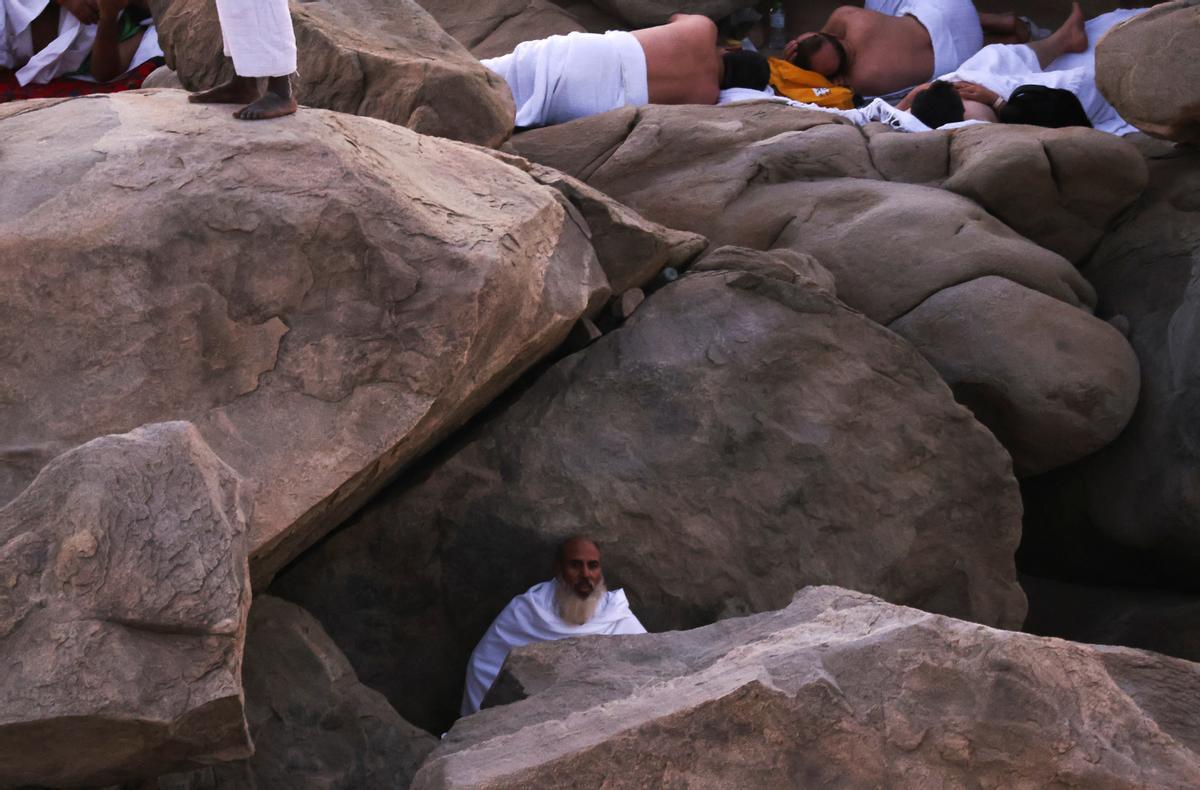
[481,30,649,128]
[938,9,1148,136]
[1,0,162,85]
[866,0,983,79]
[461,580,646,715]
[2,0,93,85]
[719,87,933,133]
[215,0,296,78]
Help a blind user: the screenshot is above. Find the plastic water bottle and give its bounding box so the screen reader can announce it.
[768,2,787,52]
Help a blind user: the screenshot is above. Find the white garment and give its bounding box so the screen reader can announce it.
[481,30,649,128]
[938,9,1148,136]
[2,0,94,85]
[70,20,162,83]
[214,0,296,78]
[866,0,983,78]
[461,580,647,715]
[718,87,932,133]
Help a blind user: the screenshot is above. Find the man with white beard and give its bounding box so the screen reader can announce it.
[460,536,646,716]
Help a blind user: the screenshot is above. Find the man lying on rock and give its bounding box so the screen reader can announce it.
[899,3,1145,136]
[782,0,984,100]
[480,13,770,129]
[461,536,646,715]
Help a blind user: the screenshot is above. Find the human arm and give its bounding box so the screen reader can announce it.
[954,81,1005,112]
[90,0,142,82]
[57,0,99,25]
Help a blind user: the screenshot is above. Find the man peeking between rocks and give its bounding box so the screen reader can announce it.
[460,536,646,715]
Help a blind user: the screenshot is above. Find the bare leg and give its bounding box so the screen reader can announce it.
[979,11,1031,45]
[189,74,262,105]
[1027,2,1087,70]
[234,74,297,121]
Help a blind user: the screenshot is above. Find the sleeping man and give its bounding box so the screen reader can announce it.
[481,13,770,128]
[900,3,1146,135]
[782,0,984,99]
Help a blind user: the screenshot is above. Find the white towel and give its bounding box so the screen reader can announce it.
[461,580,646,715]
[214,0,296,78]
[718,87,933,133]
[481,30,649,128]
[3,0,95,85]
[866,0,983,79]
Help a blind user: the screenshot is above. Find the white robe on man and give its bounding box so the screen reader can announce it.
[214,0,296,78]
[2,0,92,84]
[937,8,1146,136]
[461,580,646,715]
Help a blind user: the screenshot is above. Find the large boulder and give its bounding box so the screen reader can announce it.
[890,276,1140,477]
[1095,1,1200,144]
[147,0,515,147]
[414,0,587,59]
[509,104,1143,474]
[272,247,1027,734]
[1022,139,1200,582]
[0,422,252,788]
[586,0,752,27]
[0,91,609,586]
[414,586,1200,789]
[146,596,437,790]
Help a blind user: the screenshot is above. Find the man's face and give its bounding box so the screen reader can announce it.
[558,540,602,599]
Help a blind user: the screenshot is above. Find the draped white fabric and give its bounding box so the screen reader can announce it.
[461,580,647,716]
[214,0,296,78]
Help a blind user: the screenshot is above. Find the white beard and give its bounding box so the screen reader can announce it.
[555,576,606,626]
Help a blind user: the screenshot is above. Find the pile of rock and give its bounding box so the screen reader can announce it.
[2,1,1199,787]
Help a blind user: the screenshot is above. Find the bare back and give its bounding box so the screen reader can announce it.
[825,6,934,96]
[632,14,722,106]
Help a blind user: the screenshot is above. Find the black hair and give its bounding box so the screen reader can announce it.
[910,80,965,129]
[720,50,771,91]
[998,84,1092,129]
[555,536,600,566]
[788,32,848,78]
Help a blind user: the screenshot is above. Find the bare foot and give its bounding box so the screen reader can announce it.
[234,90,298,121]
[1059,2,1088,54]
[190,75,261,105]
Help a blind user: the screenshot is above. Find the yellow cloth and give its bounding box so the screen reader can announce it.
[767,57,855,109]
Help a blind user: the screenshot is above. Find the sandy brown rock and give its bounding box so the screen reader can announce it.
[415,0,587,58]
[588,0,752,27]
[890,276,1140,477]
[144,596,436,790]
[415,586,1200,789]
[0,422,251,788]
[147,0,514,147]
[945,124,1149,263]
[1095,1,1200,144]
[0,92,608,585]
[272,247,1026,734]
[1022,140,1200,581]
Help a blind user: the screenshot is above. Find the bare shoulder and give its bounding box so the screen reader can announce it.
[666,13,718,36]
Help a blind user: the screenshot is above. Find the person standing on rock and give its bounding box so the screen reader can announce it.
[461,536,646,715]
[480,13,771,128]
[187,0,296,120]
[783,0,984,100]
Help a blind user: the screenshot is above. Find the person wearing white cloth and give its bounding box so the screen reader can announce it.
[901,4,1146,136]
[481,13,771,128]
[187,0,297,120]
[461,536,646,715]
[2,0,161,86]
[782,0,983,99]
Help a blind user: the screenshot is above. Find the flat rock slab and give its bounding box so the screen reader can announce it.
[0,422,251,788]
[272,247,1026,733]
[415,586,1200,789]
[146,596,437,789]
[148,0,515,147]
[1096,1,1200,144]
[0,91,607,585]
